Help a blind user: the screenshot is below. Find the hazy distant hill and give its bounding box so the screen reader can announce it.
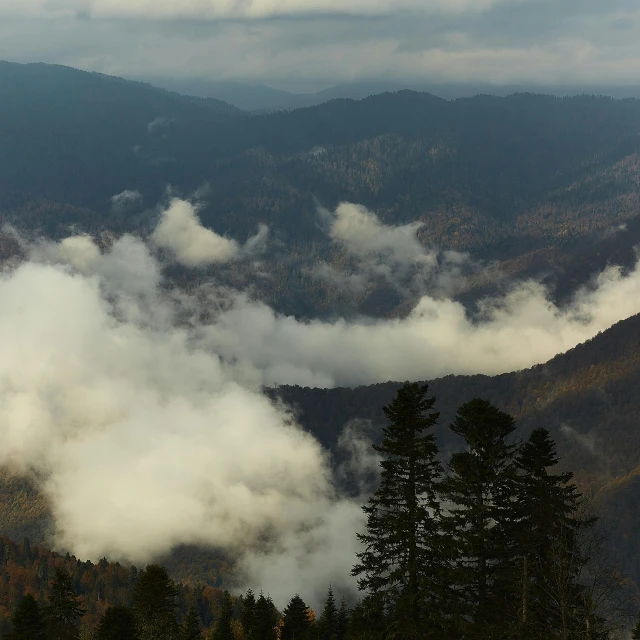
[143,77,640,112]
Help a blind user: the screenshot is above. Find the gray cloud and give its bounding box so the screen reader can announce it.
[3,1,640,90]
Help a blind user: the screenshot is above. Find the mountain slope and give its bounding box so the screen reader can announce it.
[274,312,640,586]
[5,61,640,318]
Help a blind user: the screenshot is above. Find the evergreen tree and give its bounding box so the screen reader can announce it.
[281,595,311,640]
[253,592,278,640]
[346,594,385,640]
[441,398,520,639]
[22,539,31,563]
[96,606,138,640]
[181,606,202,640]
[45,568,85,640]
[336,599,349,640]
[318,587,337,640]
[132,564,179,640]
[10,593,46,640]
[241,590,256,639]
[212,591,234,640]
[516,428,588,639]
[352,383,445,637]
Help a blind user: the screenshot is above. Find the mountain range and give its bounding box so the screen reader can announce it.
[140,77,640,113]
[3,60,640,318]
[2,60,640,592]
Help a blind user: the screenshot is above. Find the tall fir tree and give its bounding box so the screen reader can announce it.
[352,383,446,637]
[336,599,349,640]
[515,427,589,639]
[10,593,46,640]
[181,606,202,640]
[318,586,337,640]
[45,568,85,640]
[253,593,278,640]
[132,564,179,640]
[441,398,520,639]
[95,606,138,640]
[281,595,312,640]
[241,590,256,639]
[211,591,234,640]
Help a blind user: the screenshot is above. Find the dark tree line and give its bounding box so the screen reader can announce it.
[351,383,633,640]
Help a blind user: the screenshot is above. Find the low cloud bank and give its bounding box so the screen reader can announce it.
[314,202,474,296]
[3,198,640,605]
[0,234,365,607]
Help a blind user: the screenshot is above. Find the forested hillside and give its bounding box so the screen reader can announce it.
[275,311,640,588]
[0,387,631,640]
[3,63,640,317]
[0,535,234,637]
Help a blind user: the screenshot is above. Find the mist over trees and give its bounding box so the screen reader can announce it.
[0,384,633,640]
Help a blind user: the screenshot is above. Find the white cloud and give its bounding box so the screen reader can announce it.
[326,202,429,265]
[316,202,473,296]
[38,235,102,273]
[110,189,143,213]
[0,237,365,607]
[201,263,640,387]
[151,198,240,267]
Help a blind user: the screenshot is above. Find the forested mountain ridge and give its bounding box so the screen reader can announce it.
[274,311,640,589]
[4,61,640,610]
[3,63,640,317]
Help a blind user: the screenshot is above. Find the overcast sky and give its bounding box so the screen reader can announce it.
[1,0,640,91]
